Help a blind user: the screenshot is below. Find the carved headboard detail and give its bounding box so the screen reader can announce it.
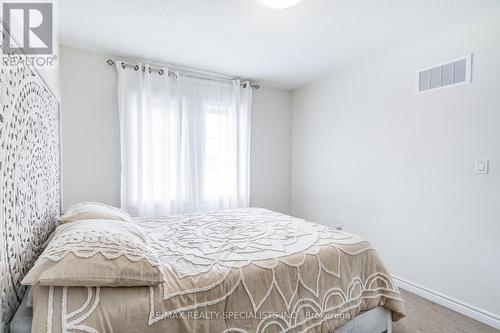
[0,52,61,329]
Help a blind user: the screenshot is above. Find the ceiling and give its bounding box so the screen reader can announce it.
[59,0,500,90]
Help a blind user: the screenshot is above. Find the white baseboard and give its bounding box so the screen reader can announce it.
[392,275,500,330]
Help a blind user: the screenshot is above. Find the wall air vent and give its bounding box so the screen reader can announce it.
[416,54,472,94]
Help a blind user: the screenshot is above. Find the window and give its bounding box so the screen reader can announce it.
[116,65,252,216]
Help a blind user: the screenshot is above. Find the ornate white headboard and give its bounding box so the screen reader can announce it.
[0,53,61,329]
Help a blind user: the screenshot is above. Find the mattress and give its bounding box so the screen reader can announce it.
[31,208,405,332]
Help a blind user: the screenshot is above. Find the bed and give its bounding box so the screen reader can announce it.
[24,208,405,333]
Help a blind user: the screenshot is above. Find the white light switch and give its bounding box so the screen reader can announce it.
[475,159,489,174]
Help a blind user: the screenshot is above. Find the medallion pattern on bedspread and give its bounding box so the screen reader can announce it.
[137,209,402,329]
[0,56,60,327]
[138,209,364,275]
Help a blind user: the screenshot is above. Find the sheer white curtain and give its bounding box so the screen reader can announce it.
[116,62,252,216]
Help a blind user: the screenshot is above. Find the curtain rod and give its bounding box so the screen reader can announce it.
[106,59,260,89]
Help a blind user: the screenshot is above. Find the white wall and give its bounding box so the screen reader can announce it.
[251,87,291,213]
[291,12,500,318]
[60,46,121,207]
[60,45,291,213]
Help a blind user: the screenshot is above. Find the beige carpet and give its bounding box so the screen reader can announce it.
[393,289,499,333]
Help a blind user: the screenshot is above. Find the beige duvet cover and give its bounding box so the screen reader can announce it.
[31,208,405,333]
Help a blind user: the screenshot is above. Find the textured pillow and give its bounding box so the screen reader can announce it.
[58,202,133,224]
[22,219,164,287]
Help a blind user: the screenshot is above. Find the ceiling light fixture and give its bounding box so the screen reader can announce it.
[256,0,303,9]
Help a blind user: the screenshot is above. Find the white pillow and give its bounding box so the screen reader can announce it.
[58,202,132,224]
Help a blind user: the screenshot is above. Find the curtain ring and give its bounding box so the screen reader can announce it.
[134,65,139,71]
[159,69,164,75]
[148,67,152,74]
[121,63,126,69]
[242,83,247,88]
